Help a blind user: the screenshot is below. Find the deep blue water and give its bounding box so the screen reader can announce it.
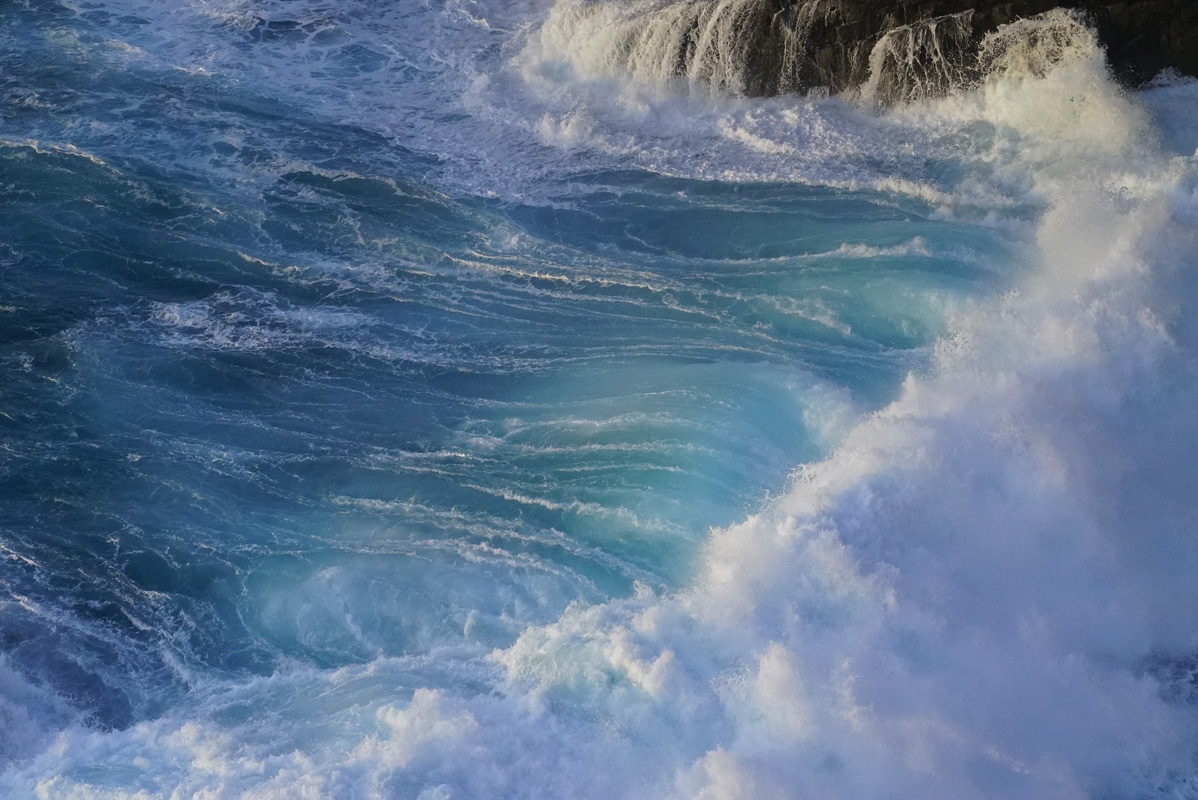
[4,1,1198,798]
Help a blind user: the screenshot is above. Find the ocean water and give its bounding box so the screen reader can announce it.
[3,0,1198,797]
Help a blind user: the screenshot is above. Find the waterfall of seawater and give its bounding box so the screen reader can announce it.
[860,12,976,104]
[533,0,812,96]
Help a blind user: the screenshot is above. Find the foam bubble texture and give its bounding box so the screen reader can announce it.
[3,3,1198,799]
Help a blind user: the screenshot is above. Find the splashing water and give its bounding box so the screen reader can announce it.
[2,1,1198,798]
[861,12,975,104]
[529,0,815,96]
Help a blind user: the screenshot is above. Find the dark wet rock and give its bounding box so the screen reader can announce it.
[768,0,1198,94]
[558,0,1196,101]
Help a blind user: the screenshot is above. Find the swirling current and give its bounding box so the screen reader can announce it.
[4,1,1198,797]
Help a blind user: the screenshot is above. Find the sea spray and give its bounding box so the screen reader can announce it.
[860,12,975,104]
[2,1,1198,798]
[500,14,1198,797]
[532,2,1120,107]
[531,0,811,96]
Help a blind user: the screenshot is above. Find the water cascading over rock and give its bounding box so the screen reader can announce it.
[859,12,975,103]
[537,0,1198,102]
[534,0,815,97]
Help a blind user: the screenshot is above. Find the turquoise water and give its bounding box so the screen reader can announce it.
[4,1,1198,797]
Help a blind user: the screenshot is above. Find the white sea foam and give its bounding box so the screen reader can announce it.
[527,0,803,97]
[5,4,1198,799]
[488,32,1198,795]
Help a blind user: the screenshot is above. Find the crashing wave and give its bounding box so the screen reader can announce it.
[531,0,817,97]
[533,1,1116,104]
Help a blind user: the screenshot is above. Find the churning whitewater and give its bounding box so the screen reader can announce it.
[3,0,1198,797]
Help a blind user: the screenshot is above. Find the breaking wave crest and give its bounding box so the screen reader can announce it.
[532,1,1113,106]
[531,0,809,96]
[3,2,1198,798]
